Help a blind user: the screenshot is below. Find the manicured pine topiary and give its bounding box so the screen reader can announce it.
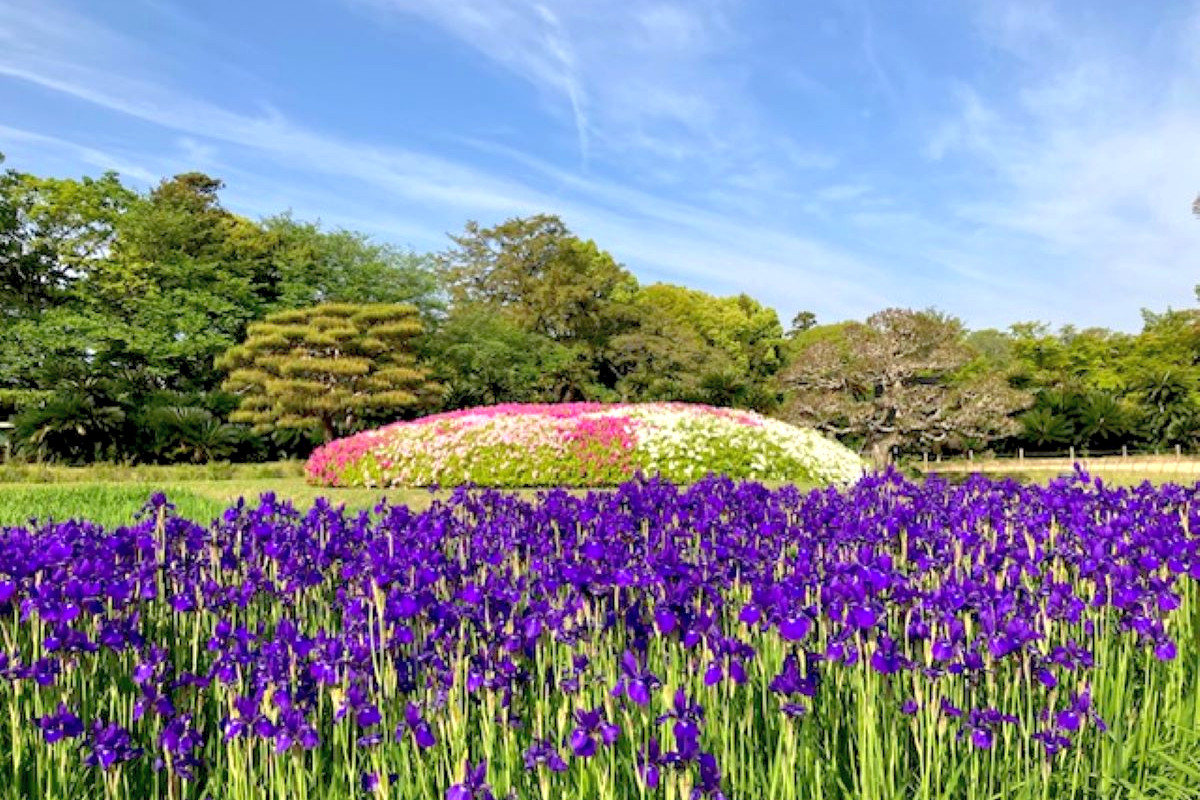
[217,302,434,441]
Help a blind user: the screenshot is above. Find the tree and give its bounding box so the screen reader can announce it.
[0,156,461,461]
[1020,406,1073,448]
[609,312,721,402]
[1,156,135,316]
[89,173,282,391]
[1124,309,1200,446]
[788,311,817,336]
[780,309,1032,460]
[2,171,288,397]
[139,405,246,464]
[422,310,589,407]
[264,215,443,317]
[633,284,785,377]
[13,390,126,463]
[218,303,436,441]
[608,284,784,409]
[1,157,63,316]
[437,215,639,396]
[438,215,637,343]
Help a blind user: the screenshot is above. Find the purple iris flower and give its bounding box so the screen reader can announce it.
[37,703,83,744]
[84,720,143,770]
[613,650,660,706]
[395,702,436,749]
[569,707,620,758]
[523,738,567,773]
[446,759,494,800]
[657,689,706,761]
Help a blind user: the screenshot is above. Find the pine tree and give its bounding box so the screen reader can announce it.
[218,303,433,441]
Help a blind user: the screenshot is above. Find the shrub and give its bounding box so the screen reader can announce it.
[306,402,864,488]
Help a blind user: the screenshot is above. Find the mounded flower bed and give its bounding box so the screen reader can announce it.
[306,402,864,488]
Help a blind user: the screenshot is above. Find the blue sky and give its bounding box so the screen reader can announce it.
[1,0,1197,331]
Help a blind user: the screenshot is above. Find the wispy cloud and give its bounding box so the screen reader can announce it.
[352,0,833,188]
[0,124,159,183]
[926,0,1200,323]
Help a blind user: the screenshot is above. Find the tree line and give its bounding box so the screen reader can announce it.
[2,154,1197,464]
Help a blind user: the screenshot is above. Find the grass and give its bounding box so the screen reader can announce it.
[0,485,229,529]
[0,460,308,485]
[0,480,442,528]
[0,462,442,527]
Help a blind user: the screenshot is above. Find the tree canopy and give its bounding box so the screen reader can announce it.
[781,309,1032,460]
[438,215,638,346]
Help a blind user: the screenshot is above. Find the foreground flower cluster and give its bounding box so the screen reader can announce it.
[305,402,864,488]
[2,472,1200,799]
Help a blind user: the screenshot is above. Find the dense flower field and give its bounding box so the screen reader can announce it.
[2,471,1200,799]
[305,402,864,488]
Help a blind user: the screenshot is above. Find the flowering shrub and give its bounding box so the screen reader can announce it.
[2,472,1200,798]
[305,402,864,488]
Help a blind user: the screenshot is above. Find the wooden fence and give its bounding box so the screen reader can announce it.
[916,446,1200,476]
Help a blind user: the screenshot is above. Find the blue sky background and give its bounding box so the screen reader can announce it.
[1,0,1197,331]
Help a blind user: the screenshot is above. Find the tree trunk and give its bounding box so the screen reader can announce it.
[870,442,890,470]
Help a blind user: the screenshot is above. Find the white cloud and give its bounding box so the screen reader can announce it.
[353,0,830,188]
[923,0,1200,327]
[0,124,160,183]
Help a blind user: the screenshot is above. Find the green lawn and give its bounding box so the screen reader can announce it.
[0,462,444,527]
[0,479,443,528]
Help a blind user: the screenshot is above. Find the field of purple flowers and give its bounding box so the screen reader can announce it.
[1,470,1198,799]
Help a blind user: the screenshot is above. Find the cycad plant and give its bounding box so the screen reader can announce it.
[12,391,126,462]
[142,405,245,463]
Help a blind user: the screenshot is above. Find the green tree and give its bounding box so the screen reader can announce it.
[781,309,1032,460]
[608,312,719,402]
[788,310,818,337]
[139,405,246,463]
[2,157,136,315]
[218,303,436,441]
[608,284,784,409]
[439,215,637,344]
[1004,309,1200,451]
[633,284,784,378]
[1125,309,1200,446]
[422,310,588,407]
[264,215,442,316]
[12,390,127,463]
[0,157,456,461]
[88,173,281,391]
[438,215,639,397]
[1020,406,1073,448]
[1,157,63,315]
[2,172,285,397]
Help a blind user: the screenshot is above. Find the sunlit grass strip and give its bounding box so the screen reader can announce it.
[0,484,227,528]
